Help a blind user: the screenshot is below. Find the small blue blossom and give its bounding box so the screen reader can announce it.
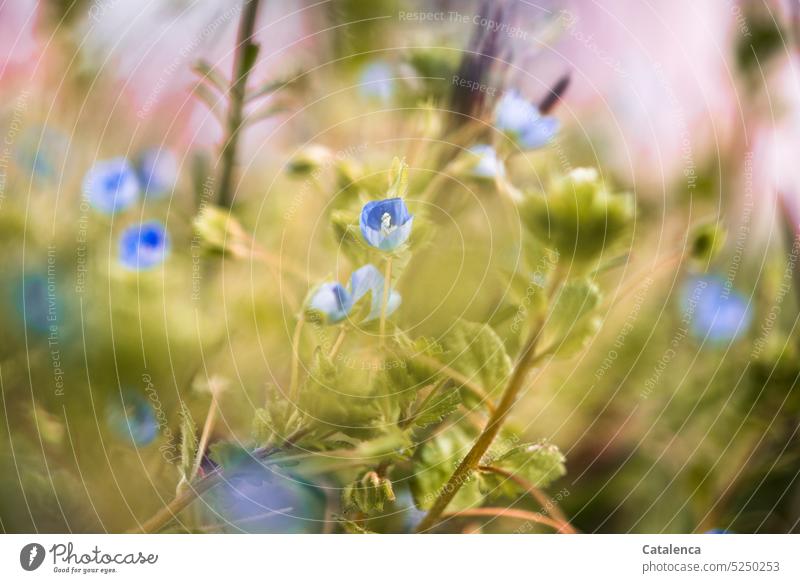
[350,264,401,322]
[705,529,733,534]
[138,148,178,199]
[358,60,395,101]
[119,221,170,270]
[359,197,413,251]
[83,157,140,214]
[467,144,505,179]
[106,391,158,446]
[494,91,559,150]
[309,282,353,324]
[682,275,752,344]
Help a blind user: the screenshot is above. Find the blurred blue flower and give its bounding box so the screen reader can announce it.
[119,221,170,270]
[358,60,395,101]
[209,471,325,533]
[137,148,178,199]
[350,264,401,322]
[494,91,559,150]
[83,157,140,214]
[360,197,413,251]
[467,144,505,179]
[705,528,733,534]
[106,391,157,447]
[682,275,752,343]
[309,282,353,324]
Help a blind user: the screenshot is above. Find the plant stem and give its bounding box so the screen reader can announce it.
[440,507,564,532]
[379,256,393,348]
[127,429,307,534]
[189,395,219,482]
[288,316,305,400]
[328,327,347,359]
[216,0,262,208]
[414,322,545,532]
[478,465,576,533]
[407,352,496,413]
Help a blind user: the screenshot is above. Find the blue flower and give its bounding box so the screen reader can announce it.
[358,60,395,101]
[350,264,401,322]
[467,144,505,179]
[705,529,733,534]
[494,91,559,150]
[682,275,752,344]
[309,282,353,324]
[308,265,401,325]
[106,391,157,446]
[119,221,170,270]
[359,197,413,251]
[211,469,325,533]
[83,157,140,214]
[137,148,178,199]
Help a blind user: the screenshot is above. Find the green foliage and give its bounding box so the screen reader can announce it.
[386,157,409,199]
[192,205,251,258]
[179,403,197,481]
[299,349,385,437]
[251,391,304,447]
[342,471,396,514]
[439,318,512,400]
[520,167,632,266]
[689,221,727,265]
[287,144,332,176]
[409,383,462,429]
[493,441,566,487]
[543,279,602,357]
[410,425,483,511]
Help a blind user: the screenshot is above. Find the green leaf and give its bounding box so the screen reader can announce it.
[410,425,483,511]
[179,404,197,481]
[331,209,372,266]
[342,471,396,514]
[544,279,601,357]
[520,167,633,266]
[411,383,462,428]
[192,59,228,94]
[386,157,409,199]
[439,319,512,399]
[689,221,727,265]
[494,441,566,488]
[299,349,384,438]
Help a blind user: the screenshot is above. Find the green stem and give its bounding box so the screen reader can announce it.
[379,257,393,348]
[288,316,305,401]
[414,321,545,533]
[216,0,262,208]
[328,327,347,360]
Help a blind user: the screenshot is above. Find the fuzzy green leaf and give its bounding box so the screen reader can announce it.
[439,319,512,399]
[386,157,409,199]
[411,384,462,428]
[410,425,483,511]
[521,167,633,265]
[495,441,566,487]
[544,279,601,357]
